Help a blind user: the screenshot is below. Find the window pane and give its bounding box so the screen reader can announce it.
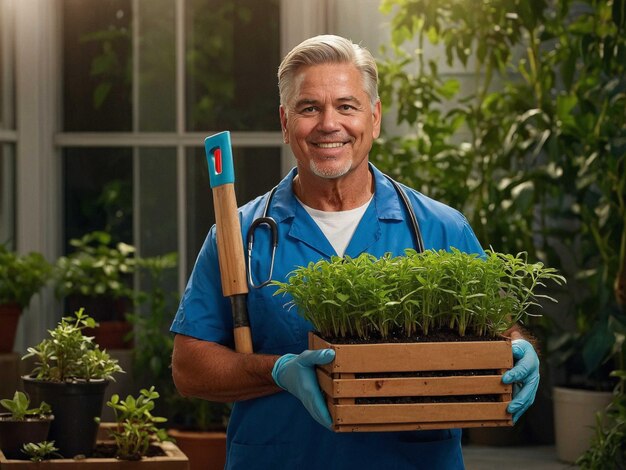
[137,0,175,131]
[0,0,15,130]
[332,0,386,53]
[138,147,177,255]
[63,148,133,250]
[63,0,132,132]
[137,147,178,305]
[185,0,280,131]
[185,146,281,276]
[0,144,15,247]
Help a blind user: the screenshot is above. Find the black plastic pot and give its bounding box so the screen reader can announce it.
[0,412,54,460]
[21,376,109,458]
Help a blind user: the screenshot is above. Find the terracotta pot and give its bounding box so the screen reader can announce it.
[0,303,22,353]
[167,429,226,470]
[552,386,613,463]
[83,320,134,350]
[66,294,131,323]
[309,332,513,432]
[0,440,189,468]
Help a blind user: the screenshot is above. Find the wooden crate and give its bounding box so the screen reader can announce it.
[309,332,514,432]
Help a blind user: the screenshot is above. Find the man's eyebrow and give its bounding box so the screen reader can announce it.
[337,95,362,105]
[295,98,319,108]
[294,96,363,108]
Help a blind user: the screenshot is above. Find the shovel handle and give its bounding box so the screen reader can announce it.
[205,131,253,354]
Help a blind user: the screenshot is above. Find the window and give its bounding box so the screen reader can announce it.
[60,0,282,286]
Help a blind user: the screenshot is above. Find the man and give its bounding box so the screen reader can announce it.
[171,35,538,469]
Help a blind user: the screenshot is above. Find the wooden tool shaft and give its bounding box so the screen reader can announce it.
[212,184,253,354]
[233,325,253,354]
[213,185,248,297]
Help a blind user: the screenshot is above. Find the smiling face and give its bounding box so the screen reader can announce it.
[280,63,381,181]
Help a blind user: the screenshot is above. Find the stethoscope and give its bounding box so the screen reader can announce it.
[246,173,425,288]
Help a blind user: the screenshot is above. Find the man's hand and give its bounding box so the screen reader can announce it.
[502,339,539,423]
[271,349,335,429]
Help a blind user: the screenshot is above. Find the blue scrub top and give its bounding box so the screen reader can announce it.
[171,164,483,470]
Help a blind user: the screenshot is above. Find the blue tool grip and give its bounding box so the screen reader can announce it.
[205,131,235,188]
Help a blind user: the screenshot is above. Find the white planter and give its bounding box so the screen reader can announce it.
[552,386,613,463]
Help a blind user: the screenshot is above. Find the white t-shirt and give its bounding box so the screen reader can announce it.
[297,196,373,257]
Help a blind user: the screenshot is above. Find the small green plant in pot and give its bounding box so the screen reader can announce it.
[21,308,124,458]
[0,244,53,353]
[0,391,53,460]
[96,386,170,461]
[274,249,564,432]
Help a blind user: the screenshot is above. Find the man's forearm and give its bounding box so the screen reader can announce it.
[172,334,281,402]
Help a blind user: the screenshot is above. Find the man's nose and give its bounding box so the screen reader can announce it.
[317,108,341,132]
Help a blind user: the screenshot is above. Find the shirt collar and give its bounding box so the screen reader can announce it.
[270,163,405,224]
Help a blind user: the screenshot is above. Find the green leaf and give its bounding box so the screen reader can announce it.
[93,82,112,109]
[582,320,614,375]
[511,181,535,212]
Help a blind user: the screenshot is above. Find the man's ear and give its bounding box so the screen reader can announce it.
[279,106,289,144]
[372,100,382,139]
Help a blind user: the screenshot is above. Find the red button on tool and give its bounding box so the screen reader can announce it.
[214,148,222,174]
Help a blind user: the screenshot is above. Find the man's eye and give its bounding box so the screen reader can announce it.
[302,106,317,113]
[339,104,355,111]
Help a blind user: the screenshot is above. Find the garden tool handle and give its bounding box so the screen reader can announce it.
[205,131,253,354]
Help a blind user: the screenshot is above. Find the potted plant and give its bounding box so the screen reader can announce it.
[96,387,172,460]
[129,254,229,470]
[53,231,137,349]
[21,308,124,458]
[577,366,626,469]
[0,387,189,468]
[0,391,53,460]
[0,244,52,353]
[273,249,564,431]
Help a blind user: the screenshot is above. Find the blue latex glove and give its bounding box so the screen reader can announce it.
[272,349,336,429]
[502,339,540,424]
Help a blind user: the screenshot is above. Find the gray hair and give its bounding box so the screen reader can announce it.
[278,35,379,109]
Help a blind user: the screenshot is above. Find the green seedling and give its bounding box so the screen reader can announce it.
[273,248,565,340]
[0,391,51,420]
[21,441,61,462]
[97,386,169,461]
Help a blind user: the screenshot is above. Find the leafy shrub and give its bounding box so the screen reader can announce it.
[274,249,564,340]
[0,245,52,308]
[23,308,124,382]
[54,231,136,300]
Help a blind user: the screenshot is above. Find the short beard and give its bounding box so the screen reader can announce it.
[309,158,352,179]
